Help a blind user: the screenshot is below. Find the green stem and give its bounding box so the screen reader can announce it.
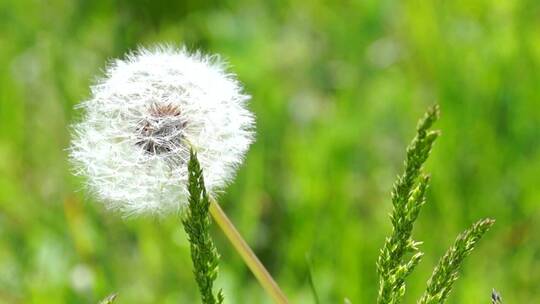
[209,198,289,304]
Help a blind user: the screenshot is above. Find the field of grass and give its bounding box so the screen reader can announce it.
[1,0,539,303]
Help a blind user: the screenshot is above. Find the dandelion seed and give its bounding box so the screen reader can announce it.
[69,45,255,216]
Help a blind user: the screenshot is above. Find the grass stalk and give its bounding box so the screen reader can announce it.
[209,198,289,304]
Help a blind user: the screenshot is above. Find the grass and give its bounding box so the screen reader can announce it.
[0,0,539,303]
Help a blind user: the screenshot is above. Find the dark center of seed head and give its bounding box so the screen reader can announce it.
[135,104,186,155]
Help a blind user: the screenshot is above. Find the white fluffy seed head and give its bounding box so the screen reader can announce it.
[69,45,255,216]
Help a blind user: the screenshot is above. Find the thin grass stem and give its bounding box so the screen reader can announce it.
[208,198,289,304]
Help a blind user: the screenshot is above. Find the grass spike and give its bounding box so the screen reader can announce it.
[418,218,495,304]
[377,105,440,304]
[182,149,224,304]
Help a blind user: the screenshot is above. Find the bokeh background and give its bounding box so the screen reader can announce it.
[1,0,539,303]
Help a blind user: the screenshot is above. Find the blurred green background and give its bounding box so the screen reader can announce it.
[1,0,539,303]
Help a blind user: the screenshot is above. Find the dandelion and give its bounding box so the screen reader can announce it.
[69,45,254,216]
[70,46,288,303]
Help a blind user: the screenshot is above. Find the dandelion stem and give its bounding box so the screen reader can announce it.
[208,198,289,304]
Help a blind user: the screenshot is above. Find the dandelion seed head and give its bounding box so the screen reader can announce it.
[70,45,255,216]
